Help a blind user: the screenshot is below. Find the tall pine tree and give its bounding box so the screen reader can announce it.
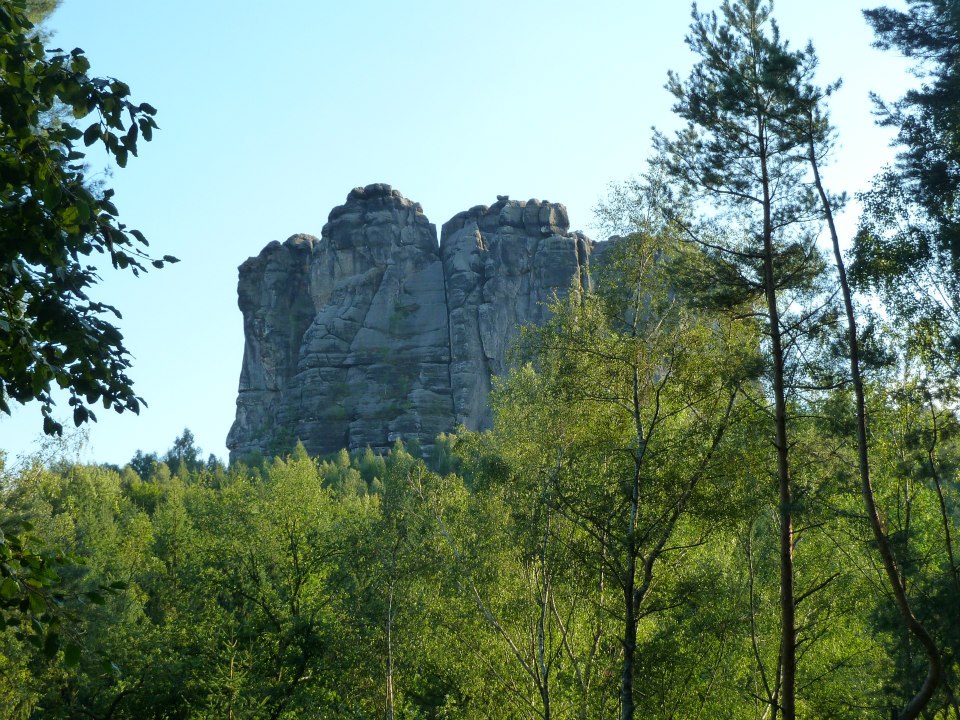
[655,2,829,716]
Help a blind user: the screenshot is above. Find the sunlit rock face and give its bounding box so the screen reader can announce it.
[440,196,592,431]
[227,184,595,462]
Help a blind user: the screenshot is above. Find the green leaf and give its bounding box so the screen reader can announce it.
[63,642,82,667]
[43,630,60,659]
[27,591,45,616]
[0,577,18,600]
[82,121,100,146]
[43,415,60,435]
[123,122,138,152]
[61,205,79,225]
[70,54,90,74]
[42,183,62,208]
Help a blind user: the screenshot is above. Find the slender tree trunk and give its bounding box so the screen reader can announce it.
[583,539,607,720]
[759,127,796,720]
[620,367,646,720]
[537,479,553,720]
[386,584,395,720]
[620,456,642,720]
[620,562,637,720]
[746,523,775,714]
[768,256,795,720]
[926,404,960,594]
[807,134,941,719]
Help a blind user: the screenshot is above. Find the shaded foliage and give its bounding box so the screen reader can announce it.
[0,0,174,437]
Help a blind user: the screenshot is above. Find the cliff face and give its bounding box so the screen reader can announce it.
[227,184,594,461]
[440,197,591,430]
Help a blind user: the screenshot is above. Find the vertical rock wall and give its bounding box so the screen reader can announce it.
[228,234,316,460]
[440,196,592,430]
[227,184,593,461]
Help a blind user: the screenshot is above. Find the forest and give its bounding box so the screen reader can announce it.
[3,0,960,718]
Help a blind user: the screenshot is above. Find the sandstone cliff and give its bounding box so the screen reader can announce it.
[441,197,592,430]
[227,184,594,461]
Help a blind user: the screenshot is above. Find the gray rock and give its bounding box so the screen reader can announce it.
[439,198,590,430]
[227,186,597,461]
[226,234,316,461]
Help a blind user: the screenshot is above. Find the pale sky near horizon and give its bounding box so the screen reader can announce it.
[0,0,914,467]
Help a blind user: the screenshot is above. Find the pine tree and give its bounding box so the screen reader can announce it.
[655,2,830,716]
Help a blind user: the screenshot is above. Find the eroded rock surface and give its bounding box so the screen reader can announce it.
[227,184,594,461]
[441,196,592,430]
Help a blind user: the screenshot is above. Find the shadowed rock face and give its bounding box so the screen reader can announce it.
[227,184,594,461]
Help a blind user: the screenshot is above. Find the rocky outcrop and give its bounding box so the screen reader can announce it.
[441,196,591,430]
[229,234,317,459]
[227,184,594,461]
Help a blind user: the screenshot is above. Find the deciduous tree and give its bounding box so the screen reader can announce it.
[493,219,753,719]
[0,0,173,436]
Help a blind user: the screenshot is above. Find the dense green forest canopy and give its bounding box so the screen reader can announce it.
[1,390,957,718]
[3,0,960,718]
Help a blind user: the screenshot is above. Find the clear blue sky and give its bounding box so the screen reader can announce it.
[0,0,912,466]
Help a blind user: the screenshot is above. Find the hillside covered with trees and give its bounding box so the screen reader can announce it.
[3,0,960,718]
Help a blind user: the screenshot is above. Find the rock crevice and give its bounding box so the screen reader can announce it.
[227,184,595,461]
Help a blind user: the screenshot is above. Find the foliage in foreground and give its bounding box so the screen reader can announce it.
[0,0,174,437]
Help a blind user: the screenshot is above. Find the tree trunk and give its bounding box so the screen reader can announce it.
[386,584,395,720]
[926,404,960,595]
[759,124,796,720]
[807,134,941,719]
[620,565,637,720]
[620,486,640,720]
[620,370,646,720]
[537,480,553,720]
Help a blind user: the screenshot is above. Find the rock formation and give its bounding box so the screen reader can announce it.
[227,183,594,461]
[441,197,592,430]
